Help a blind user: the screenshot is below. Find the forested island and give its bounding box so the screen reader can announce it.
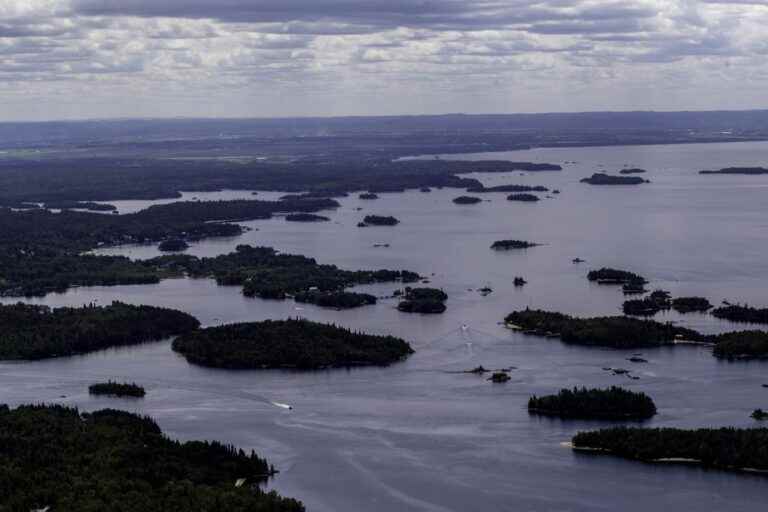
[172,319,413,369]
[672,296,713,313]
[580,173,649,185]
[712,304,768,324]
[158,238,190,252]
[622,290,671,316]
[0,302,200,360]
[0,405,302,511]
[491,240,540,250]
[572,426,768,473]
[467,184,548,193]
[528,387,657,419]
[506,193,540,202]
[710,331,768,360]
[452,196,482,205]
[397,287,448,314]
[619,168,647,175]
[700,167,768,175]
[359,215,400,226]
[504,309,700,348]
[89,381,146,398]
[285,213,331,222]
[44,200,118,212]
[588,268,648,286]
[359,192,379,199]
[294,290,377,309]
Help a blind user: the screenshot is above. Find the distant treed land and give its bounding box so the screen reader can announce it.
[0,405,302,511]
[0,159,560,207]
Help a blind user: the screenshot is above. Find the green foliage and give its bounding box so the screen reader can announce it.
[172,319,414,369]
[0,302,200,360]
[89,381,146,398]
[572,426,768,471]
[529,387,657,419]
[0,405,302,511]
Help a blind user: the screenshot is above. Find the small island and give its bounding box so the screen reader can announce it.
[467,184,548,193]
[504,308,701,348]
[45,200,118,212]
[752,409,768,420]
[89,381,146,398]
[700,167,768,175]
[488,372,511,383]
[528,386,656,420]
[294,290,377,309]
[710,330,768,360]
[359,215,400,226]
[285,213,330,222]
[619,168,647,175]
[0,302,200,360]
[572,426,768,473]
[452,196,482,205]
[491,240,539,250]
[671,296,712,313]
[0,405,299,509]
[359,192,379,200]
[158,238,190,252]
[172,319,414,369]
[580,173,649,185]
[588,268,648,286]
[711,304,768,324]
[506,193,540,202]
[622,290,671,316]
[397,287,448,314]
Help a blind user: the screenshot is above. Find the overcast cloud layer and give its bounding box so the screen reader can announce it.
[1,0,768,121]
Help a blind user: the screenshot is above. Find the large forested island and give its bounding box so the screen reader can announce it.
[580,173,649,185]
[572,426,768,473]
[710,331,768,360]
[0,302,200,360]
[172,319,414,369]
[711,304,768,324]
[528,387,657,420]
[397,287,448,314]
[294,290,377,309]
[0,405,302,511]
[504,309,700,348]
[587,267,648,285]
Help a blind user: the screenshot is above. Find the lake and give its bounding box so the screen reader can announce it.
[3,141,768,511]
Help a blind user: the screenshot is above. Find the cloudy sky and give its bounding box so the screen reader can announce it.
[1,0,768,121]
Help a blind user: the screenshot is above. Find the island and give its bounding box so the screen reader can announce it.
[514,277,527,287]
[0,302,200,360]
[88,381,146,398]
[588,268,648,286]
[293,290,377,309]
[506,193,540,202]
[710,330,768,360]
[488,372,511,383]
[397,287,448,314]
[504,309,701,348]
[580,173,649,185]
[359,192,379,200]
[452,196,482,205]
[466,184,548,193]
[172,318,414,369]
[44,200,118,212]
[700,167,768,175]
[752,409,768,420]
[622,290,671,316]
[572,426,768,473]
[491,240,539,250]
[420,187,431,192]
[619,168,647,175]
[158,238,190,252]
[285,213,330,222]
[359,215,400,226]
[528,386,657,419]
[711,304,768,324]
[0,405,301,510]
[671,296,712,313]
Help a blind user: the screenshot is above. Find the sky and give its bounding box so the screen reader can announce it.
[1,0,768,121]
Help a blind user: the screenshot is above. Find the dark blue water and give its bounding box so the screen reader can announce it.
[3,141,768,510]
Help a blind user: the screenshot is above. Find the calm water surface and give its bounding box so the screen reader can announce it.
[3,141,768,511]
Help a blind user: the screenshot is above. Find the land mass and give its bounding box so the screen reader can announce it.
[529,387,657,420]
[89,381,146,398]
[580,173,649,185]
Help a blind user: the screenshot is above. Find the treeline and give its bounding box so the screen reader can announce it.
[712,304,768,324]
[294,290,377,309]
[0,405,302,511]
[0,302,200,360]
[572,426,768,472]
[580,173,648,185]
[89,381,146,398]
[588,267,647,285]
[504,309,700,348]
[711,331,768,360]
[467,184,548,193]
[172,319,414,369]
[528,387,657,420]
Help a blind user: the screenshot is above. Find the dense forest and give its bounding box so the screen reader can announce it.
[572,426,768,472]
[89,381,146,398]
[0,405,302,511]
[588,268,647,285]
[397,287,448,314]
[580,173,649,185]
[158,238,190,252]
[172,319,414,369]
[622,290,671,316]
[294,290,377,309]
[710,331,768,360]
[711,304,768,324]
[506,193,540,202]
[671,296,712,313]
[360,215,400,226]
[504,309,701,348]
[0,302,200,360]
[528,387,657,419]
